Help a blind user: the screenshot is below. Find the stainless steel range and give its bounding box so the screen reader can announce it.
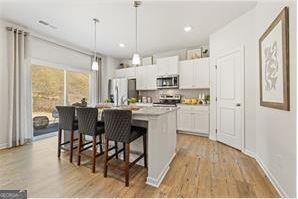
[153,94,181,107]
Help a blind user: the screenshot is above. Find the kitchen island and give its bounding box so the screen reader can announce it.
[99,106,178,187]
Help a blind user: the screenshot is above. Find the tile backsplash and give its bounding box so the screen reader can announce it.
[138,89,210,102]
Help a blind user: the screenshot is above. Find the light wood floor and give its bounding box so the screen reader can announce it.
[0,133,279,198]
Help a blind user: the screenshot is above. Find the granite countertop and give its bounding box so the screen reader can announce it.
[98,106,179,117]
[177,103,210,106]
[132,107,179,116]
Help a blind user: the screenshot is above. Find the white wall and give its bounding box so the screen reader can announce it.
[101,56,120,102]
[209,8,257,153]
[255,1,296,197]
[210,1,296,197]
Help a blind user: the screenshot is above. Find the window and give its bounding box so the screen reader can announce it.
[32,64,64,125]
[67,71,89,105]
[31,64,90,137]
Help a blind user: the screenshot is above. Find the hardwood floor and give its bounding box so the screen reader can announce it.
[0,133,279,198]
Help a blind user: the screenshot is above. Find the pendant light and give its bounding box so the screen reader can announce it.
[132,1,141,65]
[91,18,99,71]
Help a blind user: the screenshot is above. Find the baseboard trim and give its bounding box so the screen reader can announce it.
[255,155,288,198]
[242,149,255,158]
[146,152,176,187]
[178,131,209,137]
[0,143,8,149]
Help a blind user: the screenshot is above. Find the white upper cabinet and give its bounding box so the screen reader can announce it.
[156,56,179,76]
[179,60,193,89]
[136,65,157,90]
[115,68,127,78]
[179,57,210,89]
[125,67,136,79]
[115,67,136,79]
[193,58,209,88]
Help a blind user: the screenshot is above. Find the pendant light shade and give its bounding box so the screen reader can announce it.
[132,1,141,65]
[91,18,99,71]
[132,53,141,65]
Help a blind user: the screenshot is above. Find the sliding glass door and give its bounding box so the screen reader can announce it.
[31,64,90,137]
[66,70,89,105]
[32,64,64,137]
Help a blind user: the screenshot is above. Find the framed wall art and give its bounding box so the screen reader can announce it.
[259,7,289,111]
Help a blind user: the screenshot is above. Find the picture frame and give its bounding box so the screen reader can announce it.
[259,7,289,111]
[187,48,202,60]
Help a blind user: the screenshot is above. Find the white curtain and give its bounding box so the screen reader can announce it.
[90,57,102,105]
[7,27,32,147]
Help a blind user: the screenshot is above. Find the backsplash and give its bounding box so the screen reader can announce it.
[138,89,210,103]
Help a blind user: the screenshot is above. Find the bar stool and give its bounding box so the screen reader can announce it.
[56,106,78,163]
[103,109,147,187]
[76,108,118,173]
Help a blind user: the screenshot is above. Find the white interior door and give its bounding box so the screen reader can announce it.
[216,48,244,150]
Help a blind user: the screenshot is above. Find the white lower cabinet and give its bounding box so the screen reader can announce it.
[177,105,209,135]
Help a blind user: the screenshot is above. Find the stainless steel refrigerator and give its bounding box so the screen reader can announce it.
[108,78,137,106]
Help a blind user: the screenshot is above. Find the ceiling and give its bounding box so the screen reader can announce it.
[0,0,256,59]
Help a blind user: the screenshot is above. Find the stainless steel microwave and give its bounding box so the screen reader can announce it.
[156,75,179,89]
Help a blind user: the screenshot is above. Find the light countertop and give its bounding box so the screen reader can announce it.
[177,103,210,106]
[98,106,179,116]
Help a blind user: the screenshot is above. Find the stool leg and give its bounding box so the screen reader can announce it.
[77,131,82,166]
[115,141,118,159]
[57,129,62,158]
[143,134,148,168]
[92,134,97,173]
[69,130,74,163]
[104,138,109,177]
[99,134,103,154]
[124,143,130,187]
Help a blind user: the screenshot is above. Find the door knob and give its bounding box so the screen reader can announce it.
[236,103,241,107]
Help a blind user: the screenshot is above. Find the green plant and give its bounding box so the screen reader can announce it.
[128,97,137,103]
[104,98,111,103]
[205,95,210,101]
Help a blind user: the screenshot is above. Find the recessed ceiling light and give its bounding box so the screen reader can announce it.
[184,26,192,32]
[119,43,125,48]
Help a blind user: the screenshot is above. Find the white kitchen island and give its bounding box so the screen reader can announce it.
[100,107,178,187]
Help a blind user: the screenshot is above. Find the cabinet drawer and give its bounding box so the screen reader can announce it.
[178,105,209,112]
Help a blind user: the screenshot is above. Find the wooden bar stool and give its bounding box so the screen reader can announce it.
[76,108,118,173]
[103,109,147,187]
[56,106,78,163]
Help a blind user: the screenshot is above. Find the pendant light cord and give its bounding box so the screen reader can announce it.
[94,19,97,60]
[135,3,138,53]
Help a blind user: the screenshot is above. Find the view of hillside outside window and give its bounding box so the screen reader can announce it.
[32,64,90,137]
[32,64,64,124]
[67,70,89,105]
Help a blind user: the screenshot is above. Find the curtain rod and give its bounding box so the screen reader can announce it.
[6,26,102,60]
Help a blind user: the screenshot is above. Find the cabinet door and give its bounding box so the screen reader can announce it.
[193,111,209,134]
[157,56,178,76]
[136,67,144,90]
[115,68,126,78]
[179,60,194,89]
[177,109,192,131]
[145,65,157,90]
[193,58,210,88]
[126,67,136,79]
